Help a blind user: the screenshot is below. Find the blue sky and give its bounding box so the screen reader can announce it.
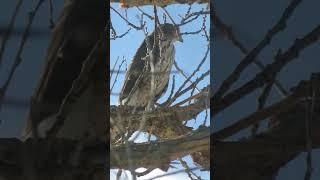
[110,2,210,179]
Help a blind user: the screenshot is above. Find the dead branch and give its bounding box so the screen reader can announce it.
[0,138,106,179]
[212,72,320,179]
[212,13,289,97]
[213,0,303,101]
[110,0,209,8]
[111,126,210,169]
[212,24,320,116]
[111,85,209,139]
[213,74,320,140]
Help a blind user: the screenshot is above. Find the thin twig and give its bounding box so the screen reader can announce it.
[213,0,302,101]
[110,56,120,79]
[212,14,288,97]
[212,24,320,117]
[0,0,45,113]
[48,0,55,29]
[0,0,23,67]
[111,58,126,92]
[304,78,315,180]
[111,6,143,30]
[164,45,209,106]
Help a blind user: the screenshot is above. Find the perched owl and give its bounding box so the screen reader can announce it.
[119,23,183,108]
[19,1,106,179]
[21,0,106,142]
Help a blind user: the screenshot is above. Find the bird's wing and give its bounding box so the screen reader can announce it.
[119,34,157,102]
[154,45,175,101]
[21,0,105,140]
[154,78,169,100]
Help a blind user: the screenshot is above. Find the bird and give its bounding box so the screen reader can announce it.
[21,0,106,141]
[18,1,106,179]
[119,23,183,109]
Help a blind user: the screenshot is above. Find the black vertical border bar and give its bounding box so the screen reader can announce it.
[210,0,214,179]
[106,0,111,179]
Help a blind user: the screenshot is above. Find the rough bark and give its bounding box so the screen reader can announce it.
[212,73,320,179]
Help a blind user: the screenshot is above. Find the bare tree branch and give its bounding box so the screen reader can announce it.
[213,0,303,101]
[111,0,209,8]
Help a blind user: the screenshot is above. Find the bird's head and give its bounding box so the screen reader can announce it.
[158,23,183,43]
